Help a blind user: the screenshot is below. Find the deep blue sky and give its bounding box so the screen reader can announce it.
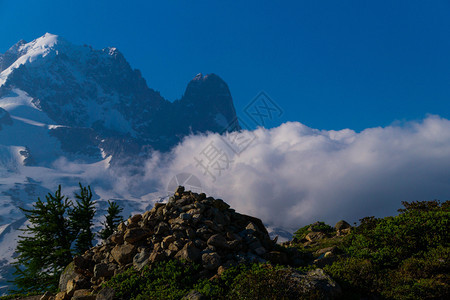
[0,1,449,131]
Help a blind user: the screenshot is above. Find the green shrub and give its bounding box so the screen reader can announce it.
[293,221,334,240]
[345,201,449,268]
[104,260,328,299]
[104,260,202,299]
[227,263,322,300]
[325,200,450,299]
[324,257,380,296]
[382,245,450,299]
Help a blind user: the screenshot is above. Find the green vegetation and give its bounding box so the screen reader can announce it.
[323,200,449,299]
[293,221,334,240]
[105,260,202,299]
[12,185,76,293]
[104,261,323,300]
[223,263,323,299]
[10,184,107,293]
[69,183,96,255]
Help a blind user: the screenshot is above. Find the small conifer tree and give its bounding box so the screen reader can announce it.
[69,183,96,255]
[12,186,75,293]
[99,200,123,240]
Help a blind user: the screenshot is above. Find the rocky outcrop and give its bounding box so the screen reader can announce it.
[173,73,240,134]
[0,39,27,72]
[335,220,351,236]
[0,107,12,130]
[284,268,342,299]
[57,186,284,297]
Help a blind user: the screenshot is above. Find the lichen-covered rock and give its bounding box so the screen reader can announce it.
[93,263,116,279]
[305,231,326,242]
[315,246,337,256]
[182,290,207,300]
[202,252,221,270]
[128,214,142,224]
[334,220,351,231]
[110,232,124,245]
[72,289,95,300]
[207,234,229,249]
[124,227,150,244]
[175,242,201,263]
[54,291,70,300]
[276,268,342,299]
[59,262,77,292]
[133,250,151,271]
[111,244,136,265]
[300,268,341,298]
[95,287,115,300]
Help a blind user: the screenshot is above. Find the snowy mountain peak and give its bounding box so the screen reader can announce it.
[30,32,60,48]
[10,32,62,58]
[193,73,203,80]
[107,47,118,56]
[0,33,67,87]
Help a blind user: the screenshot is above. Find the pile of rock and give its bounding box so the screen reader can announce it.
[56,187,283,299]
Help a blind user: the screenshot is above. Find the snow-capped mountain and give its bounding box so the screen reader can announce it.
[0,33,239,163]
[0,33,239,293]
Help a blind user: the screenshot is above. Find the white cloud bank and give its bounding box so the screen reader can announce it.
[25,115,450,233]
[140,115,450,231]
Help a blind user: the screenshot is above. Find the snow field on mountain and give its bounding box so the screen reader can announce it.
[0,33,59,87]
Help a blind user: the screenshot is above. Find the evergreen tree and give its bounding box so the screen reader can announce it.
[69,183,96,255]
[99,200,123,240]
[12,186,75,293]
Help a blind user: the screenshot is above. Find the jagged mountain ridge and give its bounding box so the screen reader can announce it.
[0,33,239,162]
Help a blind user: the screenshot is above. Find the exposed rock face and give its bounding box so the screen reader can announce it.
[95,287,115,300]
[282,268,342,299]
[173,73,240,134]
[0,39,27,72]
[0,107,12,130]
[334,220,351,231]
[110,244,136,265]
[306,231,326,242]
[58,262,77,292]
[335,220,352,236]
